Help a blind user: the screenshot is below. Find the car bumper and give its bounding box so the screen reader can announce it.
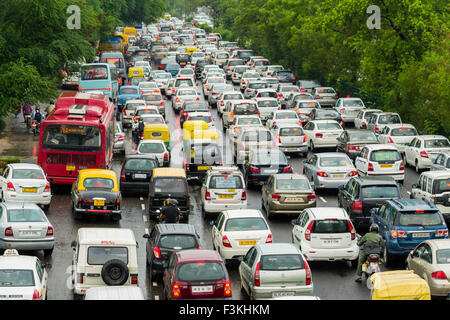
[217,245,253,260]
[316,99,336,106]
[428,280,450,297]
[2,193,51,205]
[74,208,121,216]
[120,181,150,192]
[251,284,314,300]
[268,200,316,214]
[311,139,338,148]
[0,238,54,250]
[301,244,359,261]
[74,283,137,295]
[314,176,352,189]
[279,145,308,153]
[204,201,247,213]
[365,172,404,182]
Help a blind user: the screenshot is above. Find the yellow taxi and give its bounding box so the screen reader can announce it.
[142,123,170,149]
[71,169,122,221]
[185,47,198,56]
[369,270,431,300]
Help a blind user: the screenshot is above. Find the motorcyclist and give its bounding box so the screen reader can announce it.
[158,199,181,224]
[355,223,385,283]
[23,104,32,123]
[32,108,43,125]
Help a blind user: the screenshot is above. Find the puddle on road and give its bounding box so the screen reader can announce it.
[0,116,39,160]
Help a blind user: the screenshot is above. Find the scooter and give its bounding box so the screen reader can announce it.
[362,252,383,289]
[32,121,41,136]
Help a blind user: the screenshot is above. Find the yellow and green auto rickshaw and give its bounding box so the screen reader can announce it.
[143,123,170,149]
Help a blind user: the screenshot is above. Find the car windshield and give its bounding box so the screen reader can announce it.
[276,179,310,190]
[224,94,243,100]
[312,220,350,233]
[317,110,339,117]
[142,117,164,124]
[242,131,272,142]
[159,235,198,249]
[81,65,108,80]
[136,109,158,116]
[140,83,157,89]
[433,178,450,194]
[126,103,145,110]
[124,158,157,171]
[235,67,249,73]
[260,254,304,271]
[12,169,44,179]
[243,73,259,79]
[297,101,319,108]
[83,177,114,190]
[139,142,165,154]
[249,83,267,89]
[348,132,377,141]
[120,88,138,94]
[316,122,342,130]
[280,127,303,136]
[378,114,401,124]
[153,178,187,194]
[177,262,225,282]
[238,51,254,58]
[343,100,364,107]
[179,90,197,96]
[320,157,352,167]
[369,150,401,162]
[209,175,243,189]
[188,115,211,123]
[7,209,45,222]
[276,112,297,119]
[252,151,287,164]
[424,139,450,148]
[87,247,128,265]
[143,95,161,101]
[395,211,442,226]
[224,218,268,231]
[281,87,298,92]
[317,88,335,94]
[0,270,35,287]
[185,103,208,111]
[361,186,400,198]
[235,104,257,113]
[300,80,319,87]
[237,118,261,125]
[436,249,450,264]
[257,100,278,107]
[155,73,171,79]
[42,124,102,152]
[175,79,193,86]
[390,127,417,136]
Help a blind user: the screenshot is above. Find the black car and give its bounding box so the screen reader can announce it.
[176,53,190,67]
[119,155,159,195]
[308,108,343,125]
[195,59,209,78]
[180,101,209,127]
[184,140,222,182]
[336,130,379,160]
[243,148,292,187]
[143,223,201,281]
[296,80,321,93]
[272,70,296,84]
[337,176,402,231]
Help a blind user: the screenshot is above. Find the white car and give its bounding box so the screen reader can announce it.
[251,59,270,75]
[231,65,251,84]
[136,139,170,167]
[271,123,308,156]
[217,91,244,115]
[254,98,280,124]
[211,209,272,261]
[176,68,195,80]
[333,98,366,124]
[152,72,172,93]
[262,65,284,78]
[355,144,404,182]
[240,71,260,92]
[404,135,450,172]
[303,120,344,151]
[0,249,49,300]
[173,87,200,111]
[184,111,215,128]
[203,77,226,98]
[377,123,419,155]
[260,77,280,89]
[354,109,382,129]
[228,115,264,139]
[291,207,359,263]
[266,110,302,129]
[122,99,146,128]
[243,80,268,99]
[0,163,51,209]
[138,81,160,95]
[367,112,402,134]
[201,166,247,216]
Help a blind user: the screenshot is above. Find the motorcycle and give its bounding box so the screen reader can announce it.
[25,114,32,131]
[32,121,41,136]
[361,244,383,289]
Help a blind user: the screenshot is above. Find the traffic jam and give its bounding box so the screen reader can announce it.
[1,13,450,302]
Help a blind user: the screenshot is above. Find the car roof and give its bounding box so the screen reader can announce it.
[258,243,299,255]
[77,228,136,245]
[382,123,415,129]
[418,135,448,139]
[388,199,437,211]
[223,209,264,219]
[308,207,348,220]
[0,255,37,269]
[419,170,450,179]
[153,167,186,178]
[365,144,398,150]
[274,173,309,180]
[355,176,397,185]
[425,239,450,251]
[126,99,146,104]
[276,123,303,129]
[8,163,43,170]
[0,202,41,210]
[176,249,223,262]
[315,152,350,158]
[124,154,158,161]
[156,223,197,235]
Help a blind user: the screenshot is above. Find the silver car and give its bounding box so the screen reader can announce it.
[208,83,234,107]
[243,81,268,99]
[312,87,338,107]
[114,123,125,155]
[302,152,358,190]
[239,243,314,300]
[0,202,54,256]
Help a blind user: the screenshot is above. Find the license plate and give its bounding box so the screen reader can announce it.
[133,173,147,179]
[94,200,105,206]
[380,164,393,168]
[219,194,234,199]
[22,188,37,193]
[20,231,40,236]
[66,164,76,171]
[239,240,257,246]
[322,240,340,246]
[227,189,235,193]
[198,166,210,170]
[191,285,213,293]
[288,147,298,151]
[332,174,345,179]
[285,197,304,203]
[412,233,430,238]
[264,169,277,174]
[272,292,295,298]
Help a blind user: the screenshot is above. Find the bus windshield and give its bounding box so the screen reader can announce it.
[81,65,109,80]
[42,124,102,152]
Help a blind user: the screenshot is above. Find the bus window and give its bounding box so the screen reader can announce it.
[81,65,108,80]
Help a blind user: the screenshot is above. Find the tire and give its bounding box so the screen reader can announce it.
[43,204,50,212]
[43,247,54,257]
[311,141,315,152]
[403,154,408,167]
[72,203,83,220]
[415,160,421,173]
[101,259,129,286]
[111,213,122,222]
[350,258,358,268]
[383,246,393,268]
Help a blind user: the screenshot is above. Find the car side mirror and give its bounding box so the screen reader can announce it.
[291,219,298,226]
[143,234,150,239]
[42,263,52,269]
[369,208,379,216]
[209,220,215,226]
[338,185,344,191]
[71,241,77,249]
[411,184,418,189]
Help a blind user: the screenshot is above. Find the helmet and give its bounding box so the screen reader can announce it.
[168,199,178,206]
[35,108,40,112]
[369,224,379,233]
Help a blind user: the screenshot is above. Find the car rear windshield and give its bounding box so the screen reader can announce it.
[436,249,450,264]
[243,131,271,142]
[12,169,44,179]
[235,104,257,114]
[277,71,293,76]
[299,80,319,87]
[224,94,243,100]
[87,247,128,265]
[179,90,197,96]
[433,178,450,194]
[176,262,225,282]
[237,117,260,125]
[390,127,417,136]
[316,88,335,94]
[253,151,287,164]
[280,127,303,136]
[124,158,157,171]
[361,186,400,198]
[276,179,310,190]
[369,150,401,162]
[142,117,164,124]
[364,111,381,120]
[297,101,319,108]
[126,103,144,110]
[249,83,267,89]
[153,178,187,194]
[378,114,401,124]
[224,217,268,231]
[276,112,297,119]
[320,157,352,167]
[139,142,165,154]
[260,254,304,271]
[136,109,158,116]
[343,100,364,107]
[316,110,339,117]
[121,88,138,94]
[83,178,114,190]
[257,100,278,107]
[81,65,108,80]
[238,51,254,58]
[316,122,341,130]
[209,175,243,189]
[188,115,212,123]
[7,209,45,222]
[159,235,198,249]
[175,79,193,86]
[348,131,377,141]
[243,73,259,79]
[424,139,450,148]
[0,270,35,287]
[312,220,350,233]
[395,211,442,226]
[143,95,162,101]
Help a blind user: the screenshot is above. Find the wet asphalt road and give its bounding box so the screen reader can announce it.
[0,72,422,301]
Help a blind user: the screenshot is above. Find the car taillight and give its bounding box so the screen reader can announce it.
[116,197,120,206]
[304,259,311,285]
[46,226,54,237]
[161,100,165,105]
[131,274,138,284]
[271,193,281,201]
[431,271,447,279]
[153,246,161,259]
[241,189,247,200]
[307,194,316,202]
[388,136,394,143]
[375,125,379,133]
[391,229,407,238]
[222,235,232,248]
[315,133,323,138]
[399,161,404,171]
[282,166,293,173]
[224,281,232,296]
[277,134,281,143]
[254,262,261,287]
[420,151,429,158]
[5,227,13,237]
[315,94,320,99]
[340,108,346,113]
[32,289,40,300]
[349,171,358,177]
[265,234,273,243]
[6,182,15,192]
[305,220,314,241]
[347,220,356,240]
[316,171,328,177]
[249,166,260,173]
[347,145,360,150]
[436,229,448,237]
[123,108,127,115]
[303,134,307,143]
[172,281,183,298]
[118,134,125,142]
[44,183,51,192]
[77,273,84,284]
[164,153,169,160]
[205,189,211,200]
[368,162,374,172]
[120,171,126,181]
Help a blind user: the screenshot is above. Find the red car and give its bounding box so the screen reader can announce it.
[162,249,232,300]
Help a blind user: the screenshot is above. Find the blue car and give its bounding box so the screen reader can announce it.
[164,63,181,77]
[116,85,141,111]
[370,199,448,267]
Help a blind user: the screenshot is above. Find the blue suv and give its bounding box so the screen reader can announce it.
[370,199,448,266]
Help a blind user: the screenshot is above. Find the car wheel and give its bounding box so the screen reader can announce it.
[43,204,50,211]
[350,258,358,268]
[415,160,421,173]
[111,214,122,222]
[266,206,273,220]
[72,204,83,220]
[402,154,407,166]
[384,246,393,268]
[43,247,54,257]
[101,259,129,286]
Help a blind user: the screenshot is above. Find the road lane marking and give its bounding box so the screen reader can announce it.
[154,295,159,300]
[145,228,149,235]
[319,196,327,203]
[140,196,143,201]
[152,282,158,287]
[407,191,411,195]
[141,204,145,211]
[143,215,148,222]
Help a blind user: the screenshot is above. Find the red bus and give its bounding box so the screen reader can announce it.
[37,92,116,185]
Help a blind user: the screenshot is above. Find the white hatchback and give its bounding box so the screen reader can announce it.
[404,135,450,172]
[211,209,272,261]
[291,207,359,263]
[303,120,344,151]
[136,139,170,167]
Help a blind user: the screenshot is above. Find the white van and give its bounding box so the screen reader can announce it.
[84,286,144,300]
[71,228,138,296]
